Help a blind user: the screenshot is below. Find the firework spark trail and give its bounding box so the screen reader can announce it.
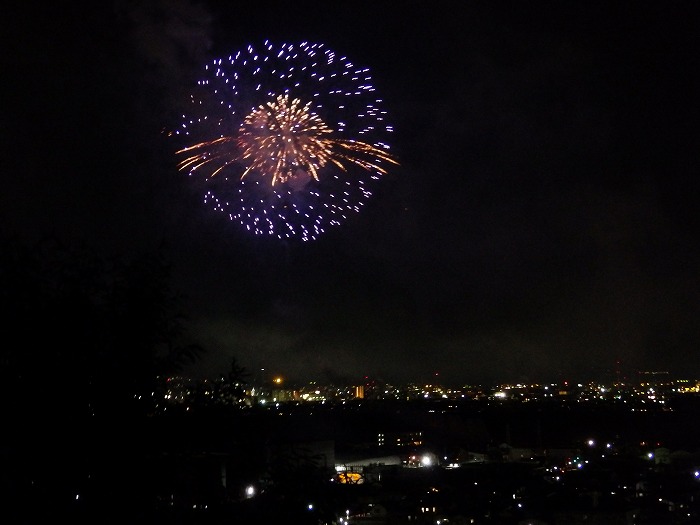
[173,41,398,241]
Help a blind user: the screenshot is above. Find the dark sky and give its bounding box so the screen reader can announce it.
[3,1,700,386]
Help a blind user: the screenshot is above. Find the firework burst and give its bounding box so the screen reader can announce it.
[173,41,398,241]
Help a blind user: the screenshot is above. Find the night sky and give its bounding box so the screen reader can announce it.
[3,1,700,386]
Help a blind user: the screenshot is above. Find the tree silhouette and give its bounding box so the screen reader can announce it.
[0,233,204,419]
[227,355,250,385]
[207,356,251,411]
[97,246,205,415]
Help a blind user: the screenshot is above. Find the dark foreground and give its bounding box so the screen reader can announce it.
[4,398,700,524]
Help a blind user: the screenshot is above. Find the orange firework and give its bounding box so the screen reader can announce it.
[172,41,398,241]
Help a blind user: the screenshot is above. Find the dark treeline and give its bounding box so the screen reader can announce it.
[1,234,331,524]
[0,233,204,421]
